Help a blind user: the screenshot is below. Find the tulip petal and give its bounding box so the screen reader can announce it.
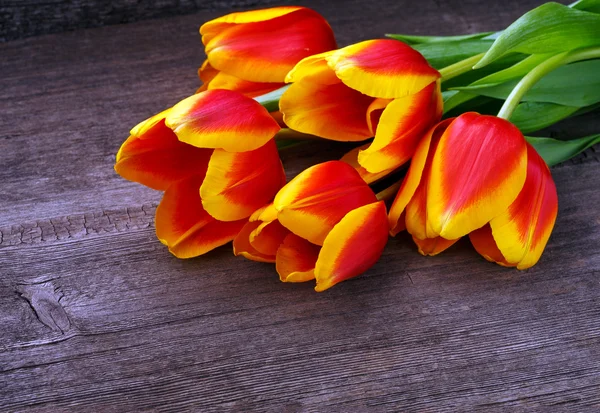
[197,60,220,92]
[233,221,276,263]
[340,144,396,184]
[388,119,452,236]
[284,51,339,84]
[201,7,306,45]
[280,79,373,141]
[156,176,245,258]
[276,233,320,282]
[274,161,378,245]
[200,140,286,221]
[412,236,459,256]
[427,113,528,240]
[204,8,337,83]
[358,82,443,173]
[314,201,389,292]
[488,144,558,269]
[469,224,512,266]
[165,89,280,153]
[250,202,278,223]
[250,220,290,257]
[326,39,440,99]
[366,98,392,136]
[206,70,285,98]
[115,110,212,190]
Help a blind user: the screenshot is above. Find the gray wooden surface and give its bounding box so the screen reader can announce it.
[1,0,599,411]
[0,0,292,42]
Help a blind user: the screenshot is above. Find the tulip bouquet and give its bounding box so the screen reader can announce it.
[115,2,600,291]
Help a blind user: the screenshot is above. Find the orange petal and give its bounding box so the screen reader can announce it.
[412,236,459,256]
[249,219,290,257]
[200,140,286,221]
[276,233,320,282]
[427,113,528,240]
[250,202,279,223]
[340,143,396,184]
[284,51,340,84]
[314,201,389,292]
[165,89,280,152]
[388,119,453,236]
[203,8,337,83]
[201,7,307,45]
[233,221,276,263]
[115,110,212,190]
[326,39,440,99]
[469,224,512,266]
[366,98,392,136]
[280,79,373,142]
[358,82,443,173]
[274,161,377,245]
[197,60,220,92]
[155,175,245,258]
[488,144,558,269]
[205,70,285,98]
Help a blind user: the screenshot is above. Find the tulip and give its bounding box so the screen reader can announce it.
[198,6,337,97]
[280,39,442,174]
[469,143,558,269]
[233,161,389,291]
[388,112,529,256]
[115,89,286,258]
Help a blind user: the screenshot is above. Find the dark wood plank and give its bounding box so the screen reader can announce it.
[1,0,599,411]
[1,163,599,412]
[0,0,292,42]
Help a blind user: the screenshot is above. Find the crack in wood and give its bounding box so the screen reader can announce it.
[0,204,156,248]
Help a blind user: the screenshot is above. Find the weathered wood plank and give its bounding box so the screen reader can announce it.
[1,161,599,412]
[1,0,599,411]
[0,0,293,42]
[0,165,600,411]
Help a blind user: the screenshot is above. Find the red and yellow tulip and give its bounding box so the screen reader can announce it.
[115,89,286,258]
[469,143,558,269]
[198,6,337,97]
[233,161,389,291]
[387,112,557,268]
[280,39,442,173]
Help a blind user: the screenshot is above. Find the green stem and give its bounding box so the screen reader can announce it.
[254,85,290,112]
[438,53,485,82]
[274,128,321,141]
[497,46,600,120]
[376,182,401,201]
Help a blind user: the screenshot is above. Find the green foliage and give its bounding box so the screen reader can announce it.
[475,2,600,68]
[511,102,580,133]
[453,60,600,107]
[386,32,494,44]
[527,134,600,166]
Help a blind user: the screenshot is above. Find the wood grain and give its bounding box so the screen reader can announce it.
[1,0,599,411]
[0,0,292,42]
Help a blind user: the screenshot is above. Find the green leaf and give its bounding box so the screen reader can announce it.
[275,139,306,150]
[453,60,600,107]
[475,2,600,68]
[526,134,600,166]
[414,40,493,69]
[386,32,494,44]
[571,0,600,13]
[254,84,290,112]
[511,102,580,134]
[469,54,551,87]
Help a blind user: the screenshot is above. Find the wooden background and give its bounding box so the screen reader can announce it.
[1,0,599,411]
[0,0,290,41]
